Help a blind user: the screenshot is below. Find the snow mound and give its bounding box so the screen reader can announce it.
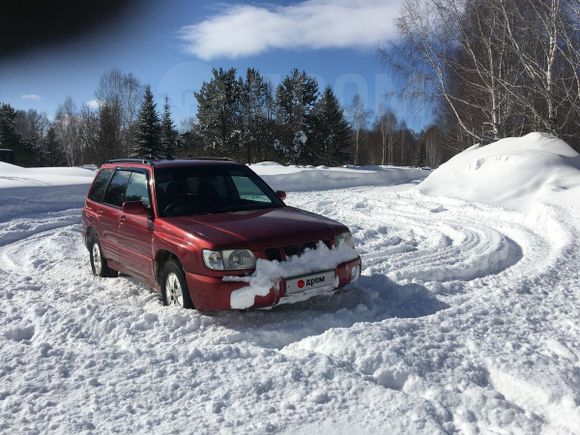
[251,163,426,192]
[418,133,580,211]
[0,162,95,188]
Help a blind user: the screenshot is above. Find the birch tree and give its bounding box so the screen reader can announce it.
[347,94,371,165]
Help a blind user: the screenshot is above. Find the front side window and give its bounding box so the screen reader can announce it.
[125,172,151,207]
[103,170,131,207]
[88,169,113,203]
[155,165,283,217]
[231,176,271,203]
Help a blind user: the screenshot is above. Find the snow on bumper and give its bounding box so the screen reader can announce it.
[185,243,361,311]
[227,242,361,310]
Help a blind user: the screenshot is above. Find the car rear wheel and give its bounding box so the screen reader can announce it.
[89,237,117,277]
[161,260,193,309]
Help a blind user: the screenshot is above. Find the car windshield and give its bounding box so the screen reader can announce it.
[154,164,284,217]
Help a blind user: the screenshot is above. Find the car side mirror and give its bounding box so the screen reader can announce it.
[122,200,150,216]
[276,190,287,201]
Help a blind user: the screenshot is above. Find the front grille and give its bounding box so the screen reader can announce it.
[264,247,283,262]
[264,240,332,261]
[283,245,300,257]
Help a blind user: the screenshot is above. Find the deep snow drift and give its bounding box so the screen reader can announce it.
[1,134,580,434]
[419,132,580,212]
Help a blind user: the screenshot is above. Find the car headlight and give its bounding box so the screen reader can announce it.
[335,231,355,249]
[202,249,256,271]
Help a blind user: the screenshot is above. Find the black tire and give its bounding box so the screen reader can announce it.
[161,259,193,309]
[89,237,117,277]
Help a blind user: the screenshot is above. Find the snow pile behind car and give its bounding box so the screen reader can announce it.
[0,162,95,222]
[0,161,95,188]
[251,161,426,191]
[419,132,580,211]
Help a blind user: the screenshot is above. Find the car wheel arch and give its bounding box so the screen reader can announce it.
[155,249,182,283]
[86,226,96,246]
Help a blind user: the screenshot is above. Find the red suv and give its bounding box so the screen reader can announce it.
[82,158,361,311]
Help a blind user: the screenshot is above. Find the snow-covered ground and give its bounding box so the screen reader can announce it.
[1,133,579,433]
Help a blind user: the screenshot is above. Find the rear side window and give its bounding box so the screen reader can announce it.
[103,170,131,207]
[88,169,113,203]
[125,172,151,207]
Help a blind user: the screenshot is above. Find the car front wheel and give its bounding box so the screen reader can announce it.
[89,237,117,277]
[161,260,193,309]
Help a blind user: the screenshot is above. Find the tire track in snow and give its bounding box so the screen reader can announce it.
[290,188,550,285]
[0,186,576,434]
[284,187,578,433]
[0,209,81,247]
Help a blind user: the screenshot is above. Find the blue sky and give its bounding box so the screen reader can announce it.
[0,0,432,131]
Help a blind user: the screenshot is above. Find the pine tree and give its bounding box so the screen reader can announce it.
[160,96,178,160]
[239,68,271,163]
[131,85,161,159]
[98,102,122,162]
[14,109,50,166]
[310,87,352,165]
[0,103,28,164]
[194,68,241,157]
[274,69,319,163]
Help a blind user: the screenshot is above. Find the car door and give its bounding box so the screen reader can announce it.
[100,169,132,263]
[116,170,155,280]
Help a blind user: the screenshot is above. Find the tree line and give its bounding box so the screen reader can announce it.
[0,70,179,167]
[0,66,441,169]
[3,0,576,169]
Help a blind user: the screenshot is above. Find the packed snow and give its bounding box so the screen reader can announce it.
[251,161,426,191]
[1,134,579,434]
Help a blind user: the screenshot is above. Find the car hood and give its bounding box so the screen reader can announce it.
[162,206,345,248]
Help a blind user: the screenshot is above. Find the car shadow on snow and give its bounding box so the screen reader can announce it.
[208,274,449,350]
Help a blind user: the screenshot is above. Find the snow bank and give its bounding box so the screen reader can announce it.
[251,162,426,192]
[418,132,580,211]
[0,162,95,188]
[0,163,94,222]
[227,242,359,309]
[0,160,425,194]
[0,161,426,222]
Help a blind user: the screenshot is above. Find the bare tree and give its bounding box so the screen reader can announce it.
[78,104,100,164]
[53,97,80,166]
[347,94,371,165]
[375,104,398,165]
[387,0,580,150]
[95,69,143,155]
[496,0,580,136]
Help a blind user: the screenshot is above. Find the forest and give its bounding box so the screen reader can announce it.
[1,0,578,168]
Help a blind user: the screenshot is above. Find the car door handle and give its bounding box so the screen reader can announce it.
[120,215,127,224]
[97,209,103,215]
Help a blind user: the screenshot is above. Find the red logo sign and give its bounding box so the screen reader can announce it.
[297,279,305,289]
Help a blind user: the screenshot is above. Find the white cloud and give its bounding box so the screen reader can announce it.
[179,0,402,60]
[86,99,102,110]
[21,94,41,101]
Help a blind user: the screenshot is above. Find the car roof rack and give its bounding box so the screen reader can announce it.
[107,158,153,165]
[106,157,235,166]
[186,156,233,161]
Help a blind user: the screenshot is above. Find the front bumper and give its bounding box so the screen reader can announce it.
[185,256,362,311]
